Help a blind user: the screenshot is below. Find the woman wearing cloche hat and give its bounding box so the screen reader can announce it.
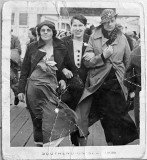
[75,9,139,146]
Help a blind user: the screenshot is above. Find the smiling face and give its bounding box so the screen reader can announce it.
[71,19,86,39]
[103,17,116,32]
[40,25,53,41]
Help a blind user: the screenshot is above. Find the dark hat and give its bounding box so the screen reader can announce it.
[37,20,55,30]
[100,9,117,24]
[37,20,57,37]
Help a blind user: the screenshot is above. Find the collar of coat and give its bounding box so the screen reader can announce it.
[37,37,65,49]
[93,27,122,46]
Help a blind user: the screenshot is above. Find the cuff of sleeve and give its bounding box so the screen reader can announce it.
[101,53,106,63]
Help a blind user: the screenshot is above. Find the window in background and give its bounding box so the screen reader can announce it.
[19,13,28,25]
[11,13,15,25]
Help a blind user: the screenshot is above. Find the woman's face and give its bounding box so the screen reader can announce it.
[71,19,86,38]
[103,17,116,32]
[40,25,53,41]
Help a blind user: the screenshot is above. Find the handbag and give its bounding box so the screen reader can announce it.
[67,74,84,91]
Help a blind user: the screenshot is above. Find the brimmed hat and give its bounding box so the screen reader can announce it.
[100,9,117,24]
[37,20,57,37]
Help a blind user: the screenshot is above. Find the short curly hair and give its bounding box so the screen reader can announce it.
[71,14,87,26]
[37,20,57,38]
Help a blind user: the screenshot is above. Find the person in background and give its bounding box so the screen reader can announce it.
[10,29,22,105]
[84,25,95,36]
[133,31,139,41]
[125,31,137,50]
[136,32,140,47]
[124,45,141,135]
[76,9,138,146]
[57,30,66,39]
[89,24,95,34]
[117,24,134,51]
[27,27,37,44]
[84,28,91,36]
[61,14,90,146]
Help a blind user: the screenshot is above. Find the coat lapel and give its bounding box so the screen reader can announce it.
[31,49,46,74]
[82,34,89,55]
[66,37,75,66]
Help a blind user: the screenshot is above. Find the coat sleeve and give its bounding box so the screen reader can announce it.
[123,36,131,68]
[59,38,68,72]
[55,43,67,82]
[83,35,105,68]
[18,46,31,94]
[124,54,136,92]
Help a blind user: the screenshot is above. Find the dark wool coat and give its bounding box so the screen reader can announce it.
[18,37,66,94]
[61,34,90,83]
[124,46,141,91]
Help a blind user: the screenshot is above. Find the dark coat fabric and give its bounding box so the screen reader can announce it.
[18,37,66,94]
[11,35,22,55]
[61,34,90,83]
[124,46,141,92]
[124,46,141,129]
[61,34,90,110]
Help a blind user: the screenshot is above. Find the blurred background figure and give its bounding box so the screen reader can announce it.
[10,29,22,105]
[117,24,134,51]
[133,31,139,41]
[125,31,137,50]
[124,45,141,135]
[27,27,37,44]
[84,25,95,36]
[57,30,66,39]
[66,31,71,36]
[89,24,95,34]
[84,28,91,36]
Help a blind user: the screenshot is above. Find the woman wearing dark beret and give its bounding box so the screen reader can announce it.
[17,20,77,147]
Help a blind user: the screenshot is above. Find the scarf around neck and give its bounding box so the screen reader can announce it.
[102,25,119,46]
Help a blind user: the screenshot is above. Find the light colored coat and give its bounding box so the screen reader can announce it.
[80,27,131,102]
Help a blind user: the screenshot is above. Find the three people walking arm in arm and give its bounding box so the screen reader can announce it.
[16,9,139,147]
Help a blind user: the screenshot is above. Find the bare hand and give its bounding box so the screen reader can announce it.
[18,93,25,102]
[59,80,66,90]
[62,68,73,79]
[83,52,95,61]
[103,45,113,59]
[129,92,135,98]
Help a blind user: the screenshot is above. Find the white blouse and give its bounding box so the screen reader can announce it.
[73,40,83,68]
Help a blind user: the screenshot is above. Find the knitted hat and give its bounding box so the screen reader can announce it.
[100,9,117,24]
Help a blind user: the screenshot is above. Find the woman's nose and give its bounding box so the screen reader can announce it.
[44,30,48,34]
[76,27,80,30]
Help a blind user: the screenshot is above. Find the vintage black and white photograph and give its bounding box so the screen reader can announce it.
[2,0,146,159]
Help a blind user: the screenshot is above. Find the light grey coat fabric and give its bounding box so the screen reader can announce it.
[79,27,131,102]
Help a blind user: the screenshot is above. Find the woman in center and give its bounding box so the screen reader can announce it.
[61,15,90,146]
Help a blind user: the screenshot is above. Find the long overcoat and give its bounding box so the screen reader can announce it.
[80,27,131,102]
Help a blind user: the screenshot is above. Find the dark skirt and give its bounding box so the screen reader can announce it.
[26,62,77,144]
[88,72,139,145]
